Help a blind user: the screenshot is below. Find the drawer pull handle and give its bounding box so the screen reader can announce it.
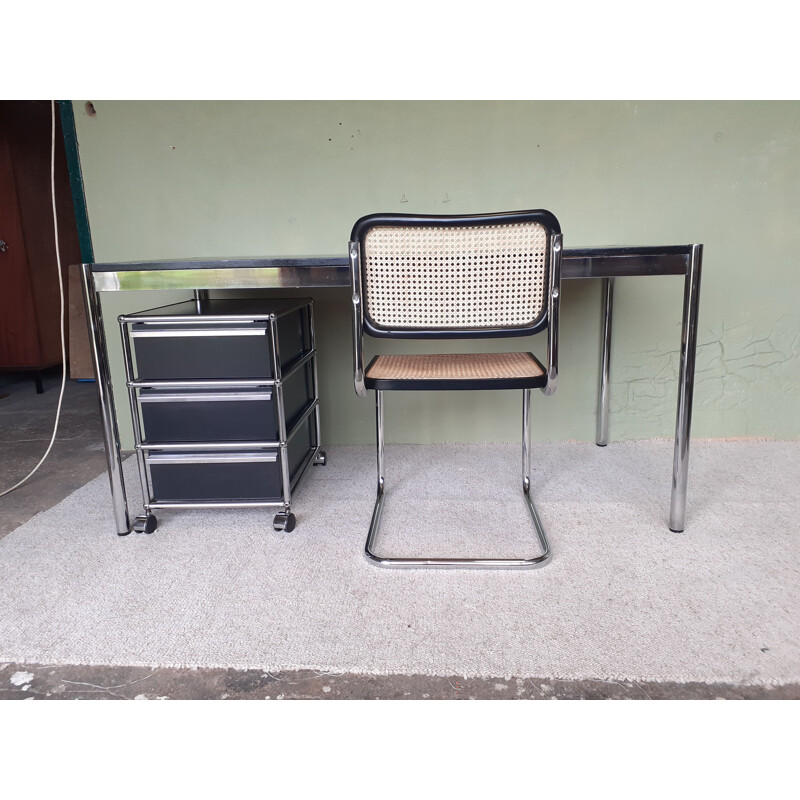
[131,328,266,338]
[147,452,278,465]
[140,391,272,403]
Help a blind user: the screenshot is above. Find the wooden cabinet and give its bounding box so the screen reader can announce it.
[0,101,82,391]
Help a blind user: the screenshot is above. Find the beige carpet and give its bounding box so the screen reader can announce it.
[0,440,797,684]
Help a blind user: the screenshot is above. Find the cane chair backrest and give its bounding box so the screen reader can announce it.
[351,210,561,339]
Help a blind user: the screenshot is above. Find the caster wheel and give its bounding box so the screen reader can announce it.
[273,512,296,533]
[314,450,327,466]
[133,514,157,534]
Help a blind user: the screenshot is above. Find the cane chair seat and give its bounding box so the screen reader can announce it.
[365,352,546,390]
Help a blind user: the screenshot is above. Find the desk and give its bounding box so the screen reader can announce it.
[81,245,702,535]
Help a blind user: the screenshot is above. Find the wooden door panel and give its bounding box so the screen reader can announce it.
[0,100,81,372]
[0,132,39,367]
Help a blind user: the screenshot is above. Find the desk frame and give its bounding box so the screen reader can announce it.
[81,245,702,535]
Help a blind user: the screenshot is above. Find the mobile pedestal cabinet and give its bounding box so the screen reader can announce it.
[118,297,326,534]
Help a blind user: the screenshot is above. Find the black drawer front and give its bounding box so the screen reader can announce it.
[277,306,311,367]
[288,413,317,482]
[148,452,282,502]
[139,389,278,443]
[130,306,310,381]
[146,417,317,504]
[283,361,315,432]
[132,328,273,381]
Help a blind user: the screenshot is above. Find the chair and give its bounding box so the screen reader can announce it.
[349,210,563,568]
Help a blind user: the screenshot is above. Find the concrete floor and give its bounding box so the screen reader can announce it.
[1,370,797,700]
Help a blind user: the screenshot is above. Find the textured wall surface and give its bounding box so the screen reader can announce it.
[72,100,800,446]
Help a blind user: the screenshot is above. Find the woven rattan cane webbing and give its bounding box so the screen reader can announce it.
[366,352,544,382]
[363,222,548,330]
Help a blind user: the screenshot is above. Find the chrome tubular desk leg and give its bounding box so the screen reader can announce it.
[80,264,132,535]
[193,289,209,313]
[669,245,703,532]
[596,277,614,446]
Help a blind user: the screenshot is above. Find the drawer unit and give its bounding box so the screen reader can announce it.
[287,413,317,481]
[131,322,275,381]
[139,388,279,443]
[147,420,317,503]
[138,361,315,444]
[129,300,311,382]
[119,297,325,533]
[282,360,315,432]
[148,451,283,502]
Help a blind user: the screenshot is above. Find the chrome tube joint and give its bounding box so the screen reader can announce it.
[542,233,563,396]
[349,241,367,398]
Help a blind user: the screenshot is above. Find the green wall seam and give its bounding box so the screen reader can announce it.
[57,100,94,263]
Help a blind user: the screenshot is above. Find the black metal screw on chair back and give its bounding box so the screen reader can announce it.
[349,210,563,568]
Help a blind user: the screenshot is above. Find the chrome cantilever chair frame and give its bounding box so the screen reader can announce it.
[350,210,563,568]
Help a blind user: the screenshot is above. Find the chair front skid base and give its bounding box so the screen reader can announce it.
[363,484,552,569]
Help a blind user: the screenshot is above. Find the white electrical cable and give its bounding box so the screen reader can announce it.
[0,100,68,498]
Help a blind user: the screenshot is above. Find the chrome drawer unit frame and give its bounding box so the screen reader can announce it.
[118,297,326,533]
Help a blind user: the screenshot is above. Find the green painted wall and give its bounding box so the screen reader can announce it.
[72,100,800,447]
